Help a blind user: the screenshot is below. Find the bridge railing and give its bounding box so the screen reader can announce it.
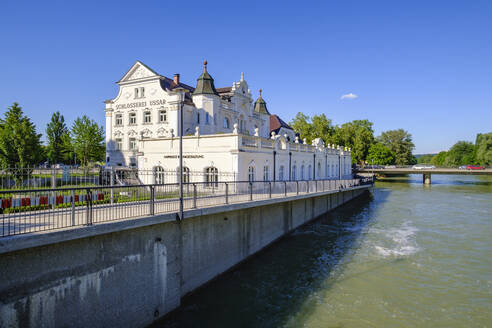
[0,177,374,238]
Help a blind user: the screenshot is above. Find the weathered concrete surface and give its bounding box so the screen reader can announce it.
[0,186,370,328]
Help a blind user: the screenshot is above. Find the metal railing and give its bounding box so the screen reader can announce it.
[0,177,373,237]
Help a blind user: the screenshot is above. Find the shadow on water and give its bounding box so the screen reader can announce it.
[152,189,391,328]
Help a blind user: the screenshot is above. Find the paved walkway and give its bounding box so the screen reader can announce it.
[1,181,366,237]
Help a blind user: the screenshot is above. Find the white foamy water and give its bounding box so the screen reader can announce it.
[373,223,419,257]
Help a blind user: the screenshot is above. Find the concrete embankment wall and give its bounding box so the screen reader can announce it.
[0,186,370,328]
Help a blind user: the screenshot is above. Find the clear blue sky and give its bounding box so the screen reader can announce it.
[0,0,491,154]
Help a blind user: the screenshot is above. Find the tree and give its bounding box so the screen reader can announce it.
[444,141,476,166]
[378,129,415,166]
[290,113,335,145]
[46,111,71,164]
[367,143,395,165]
[71,116,105,167]
[475,133,492,166]
[431,151,447,166]
[0,103,43,169]
[333,119,375,164]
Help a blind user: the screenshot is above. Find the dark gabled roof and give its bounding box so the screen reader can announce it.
[216,87,232,94]
[159,77,195,103]
[270,114,293,134]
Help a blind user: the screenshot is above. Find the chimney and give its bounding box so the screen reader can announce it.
[173,74,180,85]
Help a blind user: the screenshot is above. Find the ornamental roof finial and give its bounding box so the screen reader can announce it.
[259,88,262,96]
[203,60,208,72]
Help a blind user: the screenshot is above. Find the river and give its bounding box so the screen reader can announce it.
[153,175,492,328]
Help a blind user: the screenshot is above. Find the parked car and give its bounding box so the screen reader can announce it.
[365,165,384,169]
[385,165,396,169]
[412,164,436,170]
[466,165,485,170]
[458,165,467,170]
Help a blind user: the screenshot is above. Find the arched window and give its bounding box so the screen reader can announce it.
[279,165,285,181]
[205,167,218,187]
[154,166,165,184]
[205,112,210,124]
[301,165,305,180]
[176,166,190,183]
[223,117,230,129]
[292,165,297,181]
[263,166,269,181]
[317,162,321,178]
[308,165,312,180]
[248,166,255,182]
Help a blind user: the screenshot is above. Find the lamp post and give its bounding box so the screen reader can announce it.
[174,87,189,221]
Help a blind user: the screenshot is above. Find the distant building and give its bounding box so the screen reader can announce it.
[104,61,352,182]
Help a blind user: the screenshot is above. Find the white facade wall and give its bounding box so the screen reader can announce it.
[137,132,352,183]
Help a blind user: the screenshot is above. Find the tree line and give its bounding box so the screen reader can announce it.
[290,113,416,166]
[0,103,105,169]
[417,134,492,167]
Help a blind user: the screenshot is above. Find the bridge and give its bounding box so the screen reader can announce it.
[357,167,492,184]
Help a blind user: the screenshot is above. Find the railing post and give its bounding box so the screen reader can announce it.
[150,185,155,215]
[315,180,318,193]
[193,183,197,208]
[225,182,229,204]
[110,167,114,204]
[249,182,253,201]
[86,188,92,225]
[296,181,299,195]
[284,181,287,196]
[307,181,309,193]
[71,189,75,226]
[269,181,272,199]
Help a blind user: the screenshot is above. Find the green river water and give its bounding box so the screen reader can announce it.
[155,175,492,328]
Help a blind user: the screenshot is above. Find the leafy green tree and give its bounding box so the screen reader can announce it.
[46,111,71,164]
[0,103,43,168]
[71,116,105,167]
[416,154,435,164]
[431,151,447,166]
[290,113,335,145]
[475,133,492,166]
[333,119,375,164]
[378,129,415,166]
[367,143,395,165]
[444,141,476,166]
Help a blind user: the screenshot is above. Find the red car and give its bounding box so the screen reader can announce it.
[466,165,485,170]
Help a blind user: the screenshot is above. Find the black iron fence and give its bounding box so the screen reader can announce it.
[0,177,373,237]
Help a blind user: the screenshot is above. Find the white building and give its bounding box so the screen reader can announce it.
[104,60,352,182]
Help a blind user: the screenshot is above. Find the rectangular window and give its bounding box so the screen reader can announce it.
[197,113,200,124]
[115,114,123,126]
[116,138,122,150]
[129,138,136,150]
[140,87,145,98]
[134,88,139,99]
[144,111,152,123]
[129,112,136,125]
[205,113,209,125]
[159,110,167,122]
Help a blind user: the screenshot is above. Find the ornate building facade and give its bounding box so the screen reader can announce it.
[104,61,352,182]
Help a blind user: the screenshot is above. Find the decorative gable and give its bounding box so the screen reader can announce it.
[118,61,160,83]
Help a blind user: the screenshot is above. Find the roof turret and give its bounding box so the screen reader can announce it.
[254,89,270,114]
[193,60,218,96]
